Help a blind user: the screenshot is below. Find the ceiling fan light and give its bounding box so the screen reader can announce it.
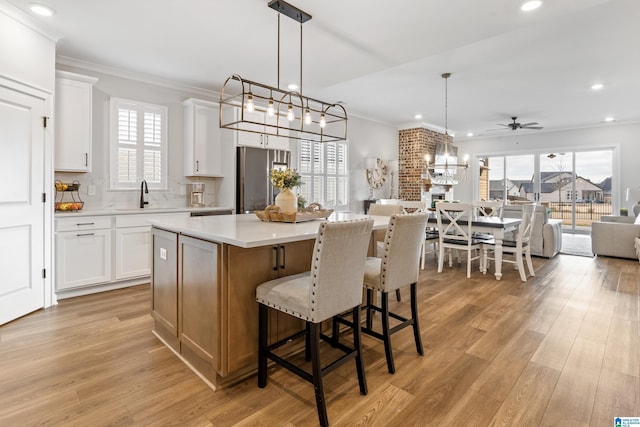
[521,1,542,12]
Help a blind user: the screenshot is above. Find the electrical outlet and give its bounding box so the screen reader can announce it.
[87,185,96,196]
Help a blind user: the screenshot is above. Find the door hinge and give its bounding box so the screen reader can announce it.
[42,116,49,128]
[42,193,46,203]
[42,268,46,279]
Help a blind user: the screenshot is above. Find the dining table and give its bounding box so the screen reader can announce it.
[427,215,522,280]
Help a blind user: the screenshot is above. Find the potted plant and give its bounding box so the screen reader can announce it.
[270,168,302,214]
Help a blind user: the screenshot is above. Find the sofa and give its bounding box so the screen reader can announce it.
[591,214,640,260]
[502,204,563,258]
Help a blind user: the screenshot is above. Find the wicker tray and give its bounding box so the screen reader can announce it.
[255,203,334,223]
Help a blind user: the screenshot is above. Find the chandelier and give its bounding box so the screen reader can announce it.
[423,72,469,192]
[219,0,347,143]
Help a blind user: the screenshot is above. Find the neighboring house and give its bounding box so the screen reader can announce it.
[488,178,521,200]
[488,172,608,202]
[599,177,612,203]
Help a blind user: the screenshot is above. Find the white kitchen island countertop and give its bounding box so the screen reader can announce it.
[150,212,390,248]
[54,206,233,218]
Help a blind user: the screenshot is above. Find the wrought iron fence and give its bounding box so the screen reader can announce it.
[546,201,612,223]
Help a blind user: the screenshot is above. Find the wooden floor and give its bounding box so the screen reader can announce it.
[1,254,639,426]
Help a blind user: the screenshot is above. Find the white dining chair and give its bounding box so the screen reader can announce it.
[435,202,484,279]
[482,203,536,282]
[472,200,505,241]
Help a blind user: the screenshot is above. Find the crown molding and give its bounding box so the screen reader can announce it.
[56,55,218,98]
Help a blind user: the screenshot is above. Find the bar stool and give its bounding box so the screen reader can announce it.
[256,218,374,427]
[337,213,428,374]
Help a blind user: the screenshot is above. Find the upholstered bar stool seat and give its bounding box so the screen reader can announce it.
[256,218,374,427]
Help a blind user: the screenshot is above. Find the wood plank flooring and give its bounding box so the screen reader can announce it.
[1,254,638,426]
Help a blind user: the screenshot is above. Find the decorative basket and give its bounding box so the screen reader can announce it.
[255,203,334,223]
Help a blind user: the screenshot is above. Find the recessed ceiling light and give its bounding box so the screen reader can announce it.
[521,1,542,12]
[591,83,604,90]
[29,3,55,16]
[604,117,615,122]
[287,83,298,91]
[467,132,474,137]
[414,114,422,120]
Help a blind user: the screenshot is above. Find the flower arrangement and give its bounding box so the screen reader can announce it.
[270,168,302,190]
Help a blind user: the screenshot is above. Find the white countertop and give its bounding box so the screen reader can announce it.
[54,206,233,218]
[150,213,389,248]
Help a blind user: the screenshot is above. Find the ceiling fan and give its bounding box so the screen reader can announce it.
[489,116,543,131]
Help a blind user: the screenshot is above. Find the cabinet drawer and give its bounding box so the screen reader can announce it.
[55,216,111,232]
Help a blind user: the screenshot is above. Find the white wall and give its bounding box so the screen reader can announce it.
[454,123,640,212]
[347,115,399,212]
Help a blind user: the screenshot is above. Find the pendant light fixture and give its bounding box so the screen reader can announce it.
[423,72,469,192]
[219,0,347,143]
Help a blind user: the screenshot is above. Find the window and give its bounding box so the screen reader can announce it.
[110,98,167,190]
[297,140,348,209]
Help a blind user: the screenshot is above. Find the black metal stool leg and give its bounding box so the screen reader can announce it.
[352,305,367,395]
[310,322,329,427]
[381,292,395,374]
[395,288,402,301]
[366,289,373,330]
[410,283,424,355]
[258,304,268,388]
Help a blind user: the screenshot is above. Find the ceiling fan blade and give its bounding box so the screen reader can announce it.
[522,126,543,129]
[520,122,538,127]
[486,127,509,131]
[496,123,509,127]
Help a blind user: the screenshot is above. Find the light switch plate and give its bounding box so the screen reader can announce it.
[160,248,167,260]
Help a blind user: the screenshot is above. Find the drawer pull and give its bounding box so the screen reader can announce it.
[76,232,95,237]
[76,222,95,226]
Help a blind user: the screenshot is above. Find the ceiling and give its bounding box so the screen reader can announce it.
[9,0,640,139]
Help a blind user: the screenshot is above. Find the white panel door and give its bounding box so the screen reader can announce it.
[0,86,45,325]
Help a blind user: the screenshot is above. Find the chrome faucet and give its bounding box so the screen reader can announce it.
[140,179,149,208]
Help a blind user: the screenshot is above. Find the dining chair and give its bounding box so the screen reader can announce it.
[482,203,536,282]
[435,202,484,279]
[335,213,428,374]
[368,203,404,300]
[256,218,374,427]
[473,200,504,218]
[472,200,505,241]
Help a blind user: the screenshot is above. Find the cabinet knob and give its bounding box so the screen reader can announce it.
[85,153,88,167]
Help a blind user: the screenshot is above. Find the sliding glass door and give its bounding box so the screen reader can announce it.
[480,149,613,233]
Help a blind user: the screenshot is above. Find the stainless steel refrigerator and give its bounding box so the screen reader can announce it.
[236,146,291,213]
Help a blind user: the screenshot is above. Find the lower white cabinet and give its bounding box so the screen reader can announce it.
[115,226,151,280]
[55,212,189,294]
[55,219,112,290]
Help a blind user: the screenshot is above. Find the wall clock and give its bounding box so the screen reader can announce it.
[367,158,387,189]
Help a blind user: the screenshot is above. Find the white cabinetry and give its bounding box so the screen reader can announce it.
[54,70,98,172]
[55,212,190,296]
[226,107,290,150]
[55,216,112,290]
[114,213,188,280]
[183,98,222,177]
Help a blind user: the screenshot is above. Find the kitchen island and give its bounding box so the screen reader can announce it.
[149,213,388,390]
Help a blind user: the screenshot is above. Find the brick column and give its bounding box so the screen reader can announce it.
[398,128,452,201]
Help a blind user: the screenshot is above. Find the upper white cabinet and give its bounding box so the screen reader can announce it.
[183,98,222,177]
[224,107,290,151]
[54,70,98,172]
